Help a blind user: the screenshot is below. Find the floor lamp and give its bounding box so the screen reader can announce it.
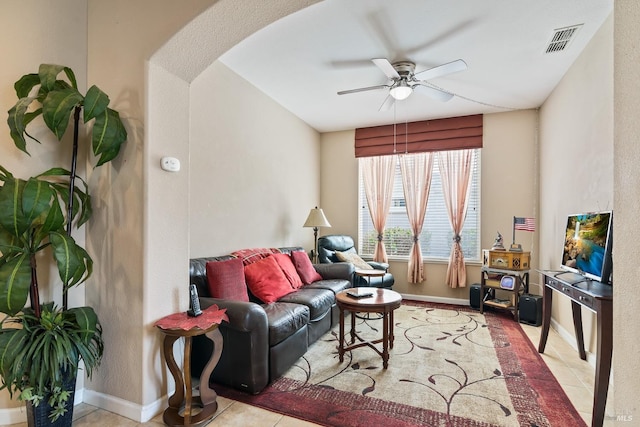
[303,207,331,263]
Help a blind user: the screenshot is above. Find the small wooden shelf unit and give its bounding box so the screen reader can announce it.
[480,266,530,321]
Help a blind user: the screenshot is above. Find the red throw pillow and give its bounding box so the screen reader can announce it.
[231,247,280,266]
[244,255,294,303]
[291,250,323,285]
[206,259,249,302]
[272,253,303,289]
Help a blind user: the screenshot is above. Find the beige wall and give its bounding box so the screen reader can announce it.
[539,14,613,357]
[320,110,539,302]
[0,1,89,418]
[189,60,321,256]
[2,0,638,423]
[613,0,640,419]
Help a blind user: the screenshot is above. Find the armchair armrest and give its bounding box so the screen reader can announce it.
[314,262,355,281]
[368,261,389,271]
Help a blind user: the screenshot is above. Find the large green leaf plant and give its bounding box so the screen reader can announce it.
[0,64,126,422]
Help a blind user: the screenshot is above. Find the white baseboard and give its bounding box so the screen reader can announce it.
[400,292,469,306]
[549,317,597,367]
[83,389,167,423]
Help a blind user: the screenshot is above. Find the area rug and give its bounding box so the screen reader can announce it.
[215,301,586,427]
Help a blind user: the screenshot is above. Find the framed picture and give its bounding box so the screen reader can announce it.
[500,275,516,290]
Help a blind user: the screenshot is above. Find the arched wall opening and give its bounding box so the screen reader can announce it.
[142,0,322,409]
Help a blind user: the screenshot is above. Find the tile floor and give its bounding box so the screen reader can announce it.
[6,323,613,427]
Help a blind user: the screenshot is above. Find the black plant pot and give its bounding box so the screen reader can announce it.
[25,369,77,427]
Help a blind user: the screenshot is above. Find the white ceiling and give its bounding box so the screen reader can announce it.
[219,0,612,133]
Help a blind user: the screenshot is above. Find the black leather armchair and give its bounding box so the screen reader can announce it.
[317,235,394,289]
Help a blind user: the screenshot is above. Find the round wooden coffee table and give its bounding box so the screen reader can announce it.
[336,288,402,368]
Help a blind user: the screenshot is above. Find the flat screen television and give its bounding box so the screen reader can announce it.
[560,211,613,284]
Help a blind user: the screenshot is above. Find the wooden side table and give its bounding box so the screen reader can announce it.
[354,268,386,287]
[336,288,402,368]
[155,306,227,427]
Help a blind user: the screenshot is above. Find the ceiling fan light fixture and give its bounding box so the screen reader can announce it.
[389,80,412,100]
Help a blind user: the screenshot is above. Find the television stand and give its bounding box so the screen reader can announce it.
[537,270,612,427]
[552,270,587,285]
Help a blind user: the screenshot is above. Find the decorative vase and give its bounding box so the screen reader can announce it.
[25,369,77,427]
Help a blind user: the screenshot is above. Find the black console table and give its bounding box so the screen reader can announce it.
[537,270,612,427]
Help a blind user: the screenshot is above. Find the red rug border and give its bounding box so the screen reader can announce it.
[213,300,587,427]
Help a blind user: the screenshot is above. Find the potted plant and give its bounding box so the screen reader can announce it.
[0,64,126,425]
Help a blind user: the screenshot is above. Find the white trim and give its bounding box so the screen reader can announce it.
[83,389,167,423]
[549,316,597,367]
[400,292,469,306]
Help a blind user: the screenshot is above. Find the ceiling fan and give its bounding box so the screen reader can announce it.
[337,58,467,110]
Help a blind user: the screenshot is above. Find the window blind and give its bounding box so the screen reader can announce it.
[354,115,483,158]
[358,150,481,261]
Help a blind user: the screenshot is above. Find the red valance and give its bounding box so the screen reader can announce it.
[355,114,483,158]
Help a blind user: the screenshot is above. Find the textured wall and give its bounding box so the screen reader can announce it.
[613,0,640,420]
[538,14,613,357]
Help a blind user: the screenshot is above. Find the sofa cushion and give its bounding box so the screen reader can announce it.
[263,302,310,346]
[231,247,280,266]
[277,288,334,320]
[273,253,303,289]
[335,250,373,270]
[291,250,323,284]
[244,255,294,303]
[205,258,249,302]
[304,279,352,295]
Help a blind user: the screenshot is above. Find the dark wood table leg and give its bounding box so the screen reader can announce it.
[592,301,613,427]
[161,325,222,427]
[339,307,345,362]
[190,328,223,424]
[389,307,395,349]
[163,335,183,411]
[538,284,552,353]
[382,310,389,369]
[350,308,356,344]
[571,300,587,360]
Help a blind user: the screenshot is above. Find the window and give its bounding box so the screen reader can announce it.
[358,149,481,261]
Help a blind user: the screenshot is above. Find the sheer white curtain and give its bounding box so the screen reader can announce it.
[361,155,395,263]
[399,153,434,283]
[438,149,474,288]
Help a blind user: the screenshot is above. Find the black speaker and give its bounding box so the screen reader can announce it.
[469,283,481,310]
[519,294,542,326]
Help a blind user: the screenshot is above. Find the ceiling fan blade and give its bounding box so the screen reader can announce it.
[379,95,395,112]
[372,58,400,79]
[414,59,467,80]
[414,83,454,102]
[337,84,388,96]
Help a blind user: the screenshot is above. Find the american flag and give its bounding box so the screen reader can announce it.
[514,217,535,232]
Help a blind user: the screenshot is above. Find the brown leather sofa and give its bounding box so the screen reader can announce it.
[189,247,354,394]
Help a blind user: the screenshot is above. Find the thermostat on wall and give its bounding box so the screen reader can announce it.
[160,157,180,172]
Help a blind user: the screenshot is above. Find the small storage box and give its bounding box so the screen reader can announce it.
[482,250,530,270]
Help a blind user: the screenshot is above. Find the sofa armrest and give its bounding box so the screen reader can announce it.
[368,261,389,271]
[199,297,268,333]
[192,297,270,394]
[314,262,355,281]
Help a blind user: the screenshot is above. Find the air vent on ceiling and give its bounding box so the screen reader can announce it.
[545,24,583,53]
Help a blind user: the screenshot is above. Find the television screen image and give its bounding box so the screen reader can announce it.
[561,211,612,284]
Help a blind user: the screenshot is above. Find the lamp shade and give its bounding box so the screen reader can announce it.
[303,207,331,228]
